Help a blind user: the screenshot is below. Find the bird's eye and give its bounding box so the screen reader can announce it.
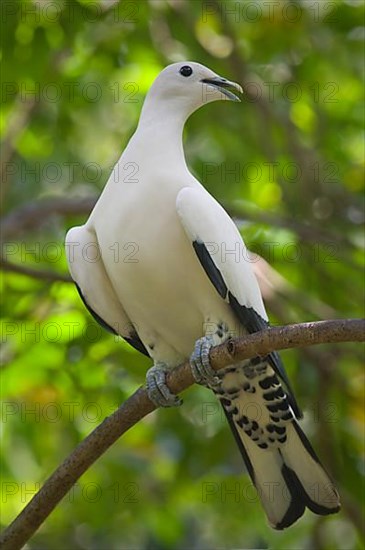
[179,66,193,77]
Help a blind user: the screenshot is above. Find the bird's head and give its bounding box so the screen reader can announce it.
[143,62,242,121]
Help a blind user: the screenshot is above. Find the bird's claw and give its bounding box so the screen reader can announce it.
[146,363,183,408]
[190,336,220,388]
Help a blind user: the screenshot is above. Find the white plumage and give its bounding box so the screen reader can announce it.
[66,62,340,528]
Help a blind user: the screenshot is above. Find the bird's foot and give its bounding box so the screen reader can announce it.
[146,362,183,408]
[190,336,220,388]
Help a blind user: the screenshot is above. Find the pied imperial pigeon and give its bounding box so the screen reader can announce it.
[65,62,340,529]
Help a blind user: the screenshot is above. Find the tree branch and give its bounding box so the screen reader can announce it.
[0,196,97,240]
[225,201,356,250]
[0,257,72,283]
[1,318,364,550]
[1,195,353,250]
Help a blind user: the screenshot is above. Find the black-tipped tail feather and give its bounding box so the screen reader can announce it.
[222,404,340,529]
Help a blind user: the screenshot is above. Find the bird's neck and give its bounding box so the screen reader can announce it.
[138,89,192,129]
[131,97,189,162]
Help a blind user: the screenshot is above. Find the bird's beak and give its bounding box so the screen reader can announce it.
[200,76,243,102]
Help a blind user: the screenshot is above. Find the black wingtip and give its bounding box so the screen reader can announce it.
[75,283,118,335]
[74,282,150,357]
[227,292,303,419]
[193,240,228,299]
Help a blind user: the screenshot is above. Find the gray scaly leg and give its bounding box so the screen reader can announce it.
[146,362,182,407]
[190,335,220,388]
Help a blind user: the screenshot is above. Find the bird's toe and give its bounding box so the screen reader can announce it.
[190,336,220,388]
[146,363,183,407]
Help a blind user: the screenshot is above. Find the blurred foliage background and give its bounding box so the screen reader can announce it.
[1,0,364,548]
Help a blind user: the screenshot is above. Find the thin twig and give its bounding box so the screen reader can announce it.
[0,318,364,550]
[0,97,37,208]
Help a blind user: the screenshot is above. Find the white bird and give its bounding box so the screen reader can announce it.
[65,61,340,529]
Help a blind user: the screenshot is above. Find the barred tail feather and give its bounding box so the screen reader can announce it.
[222,407,340,529]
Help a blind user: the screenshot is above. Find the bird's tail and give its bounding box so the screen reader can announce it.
[221,405,340,529]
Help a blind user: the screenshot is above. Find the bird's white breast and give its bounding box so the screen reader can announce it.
[88,149,237,364]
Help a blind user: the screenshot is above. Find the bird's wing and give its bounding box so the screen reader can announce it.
[65,225,149,357]
[176,186,301,417]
